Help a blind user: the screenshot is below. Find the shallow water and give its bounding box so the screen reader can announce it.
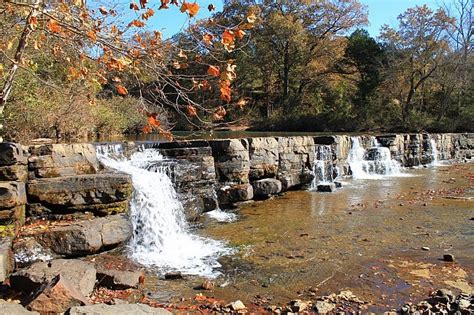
[147,163,474,311]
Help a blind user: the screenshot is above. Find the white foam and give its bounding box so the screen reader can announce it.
[206,209,238,223]
[97,146,232,278]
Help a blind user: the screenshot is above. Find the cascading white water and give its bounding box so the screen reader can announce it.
[348,137,402,179]
[311,145,337,189]
[96,145,232,278]
[430,138,443,166]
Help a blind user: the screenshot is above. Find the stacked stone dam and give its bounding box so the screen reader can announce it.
[0,133,472,284]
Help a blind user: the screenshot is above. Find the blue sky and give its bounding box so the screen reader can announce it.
[148,0,440,38]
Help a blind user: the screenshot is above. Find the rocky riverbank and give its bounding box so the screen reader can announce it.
[0,133,472,313]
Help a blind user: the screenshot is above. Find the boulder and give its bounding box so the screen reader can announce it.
[0,300,38,314]
[0,164,28,182]
[0,237,14,282]
[13,237,54,268]
[317,183,337,193]
[26,275,89,314]
[252,178,282,199]
[217,184,254,206]
[10,259,96,296]
[0,182,26,210]
[69,304,172,315]
[248,137,279,180]
[209,139,250,183]
[0,143,27,166]
[28,143,100,179]
[26,174,131,217]
[97,269,144,289]
[25,215,131,257]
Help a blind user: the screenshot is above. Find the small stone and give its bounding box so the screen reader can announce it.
[317,183,336,193]
[422,247,430,251]
[442,254,455,262]
[290,299,308,312]
[200,280,215,290]
[314,301,335,314]
[164,271,182,280]
[229,300,246,311]
[334,182,342,188]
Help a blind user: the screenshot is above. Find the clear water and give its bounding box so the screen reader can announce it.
[96,145,232,278]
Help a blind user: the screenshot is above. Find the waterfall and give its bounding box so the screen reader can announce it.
[348,137,402,179]
[311,145,337,189]
[96,145,231,278]
[430,138,443,166]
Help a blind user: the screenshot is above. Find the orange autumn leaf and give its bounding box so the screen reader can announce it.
[222,30,235,46]
[140,0,148,9]
[235,29,246,39]
[220,80,231,102]
[130,2,139,10]
[180,1,199,17]
[87,30,97,42]
[207,65,220,77]
[116,85,128,96]
[187,105,197,117]
[142,125,152,133]
[202,33,213,45]
[147,114,161,127]
[47,19,62,33]
[142,8,155,20]
[28,16,38,29]
[128,19,145,27]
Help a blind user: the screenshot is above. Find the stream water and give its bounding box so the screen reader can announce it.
[96,142,473,311]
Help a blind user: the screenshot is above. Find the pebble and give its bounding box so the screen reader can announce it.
[442,254,455,262]
[421,246,430,251]
[200,280,215,290]
[229,300,246,311]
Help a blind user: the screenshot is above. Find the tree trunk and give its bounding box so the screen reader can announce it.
[282,41,290,102]
[0,4,40,142]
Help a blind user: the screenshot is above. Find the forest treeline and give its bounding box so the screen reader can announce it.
[189,0,473,133]
[0,0,472,142]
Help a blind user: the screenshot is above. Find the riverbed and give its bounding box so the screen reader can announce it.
[145,163,473,312]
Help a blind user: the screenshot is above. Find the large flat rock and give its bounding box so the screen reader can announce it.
[10,259,96,296]
[28,143,100,178]
[23,215,131,257]
[0,300,38,314]
[26,174,131,217]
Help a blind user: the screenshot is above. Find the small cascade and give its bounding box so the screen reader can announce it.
[348,137,402,179]
[430,138,443,166]
[311,145,337,189]
[96,145,231,278]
